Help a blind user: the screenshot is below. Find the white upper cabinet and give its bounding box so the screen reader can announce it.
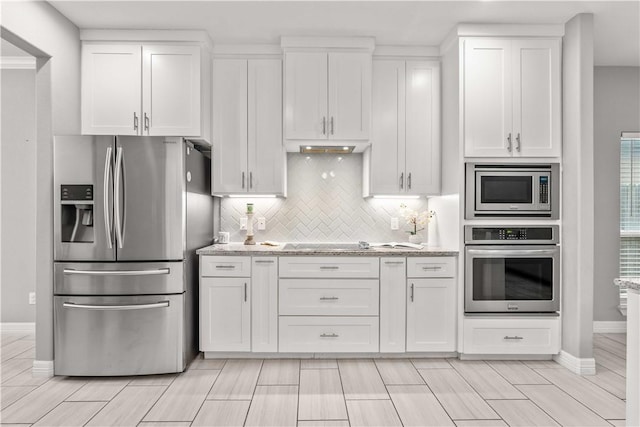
[82,42,204,138]
[212,58,284,195]
[463,37,561,157]
[368,59,440,196]
[284,51,371,141]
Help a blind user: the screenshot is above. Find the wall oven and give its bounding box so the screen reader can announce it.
[465,226,560,314]
[465,163,559,219]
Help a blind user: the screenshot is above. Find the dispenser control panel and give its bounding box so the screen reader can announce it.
[61,185,93,201]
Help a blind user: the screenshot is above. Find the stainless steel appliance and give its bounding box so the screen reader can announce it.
[53,136,213,376]
[465,163,559,219]
[465,225,560,314]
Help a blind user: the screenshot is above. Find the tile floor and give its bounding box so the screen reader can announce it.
[0,332,628,426]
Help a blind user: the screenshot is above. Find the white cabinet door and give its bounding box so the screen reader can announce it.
[328,52,371,140]
[370,60,405,195]
[379,258,406,353]
[200,277,250,352]
[251,257,278,352]
[406,278,456,352]
[248,59,284,194]
[284,52,328,140]
[463,39,513,157]
[212,59,248,194]
[405,61,440,195]
[81,44,142,135]
[512,39,561,157]
[142,45,201,136]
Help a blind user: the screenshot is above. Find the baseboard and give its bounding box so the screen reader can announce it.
[553,350,596,375]
[32,360,54,377]
[593,321,627,333]
[0,322,35,334]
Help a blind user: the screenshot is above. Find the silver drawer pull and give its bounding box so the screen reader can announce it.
[422,266,442,270]
[63,301,169,311]
[320,296,339,301]
[63,268,169,276]
[215,265,236,269]
[320,333,339,338]
[254,260,274,264]
[384,261,404,265]
[504,336,524,340]
[320,266,339,270]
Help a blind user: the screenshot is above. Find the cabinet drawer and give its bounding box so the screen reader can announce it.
[201,256,251,277]
[407,257,455,278]
[463,317,560,355]
[279,257,379,278]
[280,279,379,316]
[279,316,379,353]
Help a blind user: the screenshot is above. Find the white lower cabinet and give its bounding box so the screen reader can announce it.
[463,317,560,355]
[279,316,379,353]
[200,277,251,352]
[251,257,278,352]
[379,258,407,353]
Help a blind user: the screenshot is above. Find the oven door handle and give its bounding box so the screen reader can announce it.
[467,249,558,256]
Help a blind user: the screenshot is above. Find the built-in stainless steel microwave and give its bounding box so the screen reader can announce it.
[465,163,559,219]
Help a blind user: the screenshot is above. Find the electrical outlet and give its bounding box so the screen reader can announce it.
[257,217,266,230]
[239,216,248,230]
[391,217,399,230]
[28,292,36,305]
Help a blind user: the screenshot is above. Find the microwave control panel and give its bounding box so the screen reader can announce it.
[539,176,549,204]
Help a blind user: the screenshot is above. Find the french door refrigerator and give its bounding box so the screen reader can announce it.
[53,135,213,376]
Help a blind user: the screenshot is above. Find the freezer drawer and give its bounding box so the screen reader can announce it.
[54,261,184,295]
[54,294,184,376]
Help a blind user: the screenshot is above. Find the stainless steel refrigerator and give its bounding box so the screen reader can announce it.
[53,136,213,376]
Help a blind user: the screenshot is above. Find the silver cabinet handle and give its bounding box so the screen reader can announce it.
[504,336,524,340]
[400,173,404,189]
[322,117,326,135]
[319,296,339,301]
[63,301,169,311]
[244,282,248,302]
[410,283,414,302]
[113,146,124,249]
[422,266,442,270]
[507,133,512,152]
[103,146,113,249]
[330,116,334,135]
[516,133,521,152]
[144,112,150,131]
[319,266,339,270]
[241,171,245,189]
[408,173,412,190]
[133,112,139,132]
[384,261,404,265]
[320,333,339,338]
[250,172,253,189]
[254,260,274,264]
[215,265,236,269]
[63,268,169,276]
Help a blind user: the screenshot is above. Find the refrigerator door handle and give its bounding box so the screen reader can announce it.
[103,146,113,249]
[62,301,169,311]
[63,268,170,276]
[114,146,124,249]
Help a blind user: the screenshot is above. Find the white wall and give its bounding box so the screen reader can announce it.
[1,67,37,322]
[1,1,80,362]
[561,13,595,361]
[594,66,640,322]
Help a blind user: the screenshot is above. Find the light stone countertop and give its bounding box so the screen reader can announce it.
[614,278,640,292]
[196,242,458,257]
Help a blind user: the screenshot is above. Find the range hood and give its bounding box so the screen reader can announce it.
[299,145,355,154]
[284,140,370,153]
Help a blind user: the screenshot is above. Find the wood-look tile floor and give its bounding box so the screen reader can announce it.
[0,333,627,426]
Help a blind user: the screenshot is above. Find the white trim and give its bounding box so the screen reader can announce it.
[32,360,54,377]
[374,45,439,58]
[281,36,375,52]
[553,350,596,375]
[0,57,36,69]
[0,322,35,333]
[80,29,213,51]
[593,321,627,333]
[213,44,281,57]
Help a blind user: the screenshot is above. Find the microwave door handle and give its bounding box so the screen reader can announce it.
[467,249,557,256]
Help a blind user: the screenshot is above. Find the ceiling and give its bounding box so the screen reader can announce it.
[49,1,640,66]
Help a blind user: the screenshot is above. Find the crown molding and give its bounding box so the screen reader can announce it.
[0,56,36,69]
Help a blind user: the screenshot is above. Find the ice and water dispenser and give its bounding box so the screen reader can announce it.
[60,184,94,243]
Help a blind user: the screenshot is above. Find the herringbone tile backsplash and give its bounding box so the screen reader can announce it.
[220,153,431,243]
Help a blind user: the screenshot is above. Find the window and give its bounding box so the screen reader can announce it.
[620,132,640,277]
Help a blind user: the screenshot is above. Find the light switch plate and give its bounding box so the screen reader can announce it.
[391,217,399,230]
[257,217,266,230]
[239,216,248,230]
[28,292,36,305]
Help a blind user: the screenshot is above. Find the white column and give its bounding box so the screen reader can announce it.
[628,287,639,425]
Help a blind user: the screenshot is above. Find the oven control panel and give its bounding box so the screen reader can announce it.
[464,225,558,244]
